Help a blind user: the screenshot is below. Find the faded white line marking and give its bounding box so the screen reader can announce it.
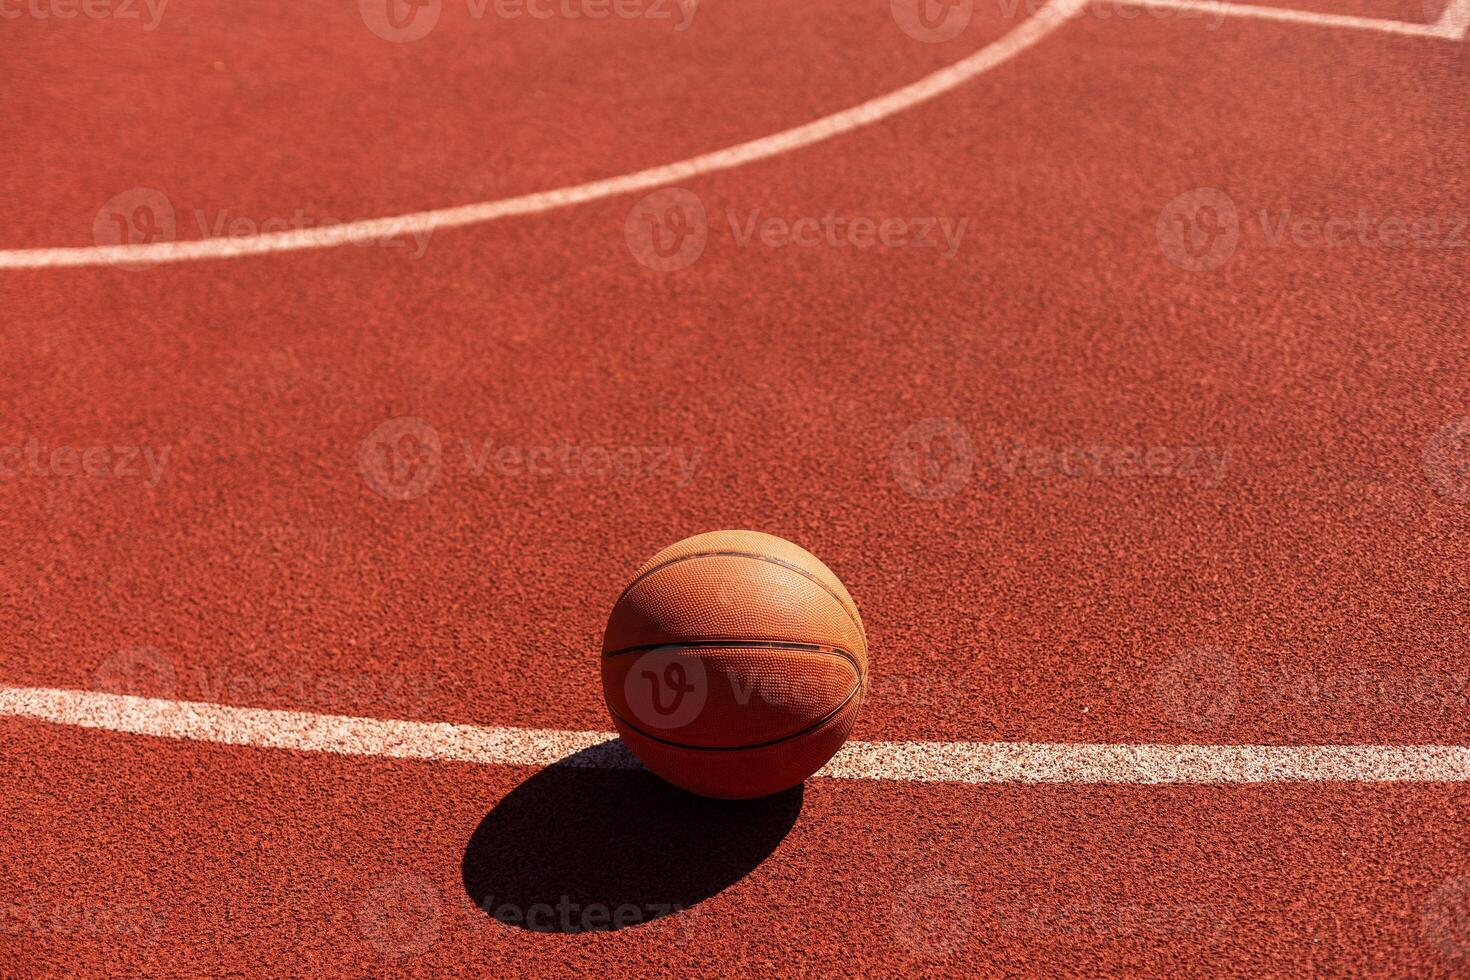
[1125,0,1459,38]
[824,739,1470,783]
[1436,0,1470,37]
[0,0,1086,270]
[4,687,1469,785]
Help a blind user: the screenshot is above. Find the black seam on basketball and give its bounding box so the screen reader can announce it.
[602,639,860,677]
[610,549,865,640]
[605,643,864,700]
[607,682,863,753]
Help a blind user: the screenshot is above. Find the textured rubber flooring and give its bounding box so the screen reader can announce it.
[1,0,1467,973]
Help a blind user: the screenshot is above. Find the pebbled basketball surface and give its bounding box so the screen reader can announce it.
[602,531,869,798]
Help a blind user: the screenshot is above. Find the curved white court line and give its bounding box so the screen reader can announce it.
[5,686,1470,784]
[1125,0,1467,39]
[0,0,1087,271]
[1435,0,1470,36]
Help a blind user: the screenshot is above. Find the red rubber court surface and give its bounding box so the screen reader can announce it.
[2,0,1468,974]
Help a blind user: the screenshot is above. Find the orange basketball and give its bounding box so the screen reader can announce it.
[601,530,868,799]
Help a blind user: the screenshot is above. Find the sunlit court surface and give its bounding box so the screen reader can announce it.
[2,0,1468,973]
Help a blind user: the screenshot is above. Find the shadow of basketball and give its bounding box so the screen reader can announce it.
[461,740,802,933]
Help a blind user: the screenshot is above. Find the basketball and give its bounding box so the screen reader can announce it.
[601,530,869,799]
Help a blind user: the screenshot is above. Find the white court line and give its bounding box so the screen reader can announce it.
[0,0,1087,271]
[1126,0,1460,38]
[5,686,1470,785]
[1437,0,1470,36]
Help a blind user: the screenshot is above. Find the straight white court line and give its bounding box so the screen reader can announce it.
[5,687,1470,785]
[1126,0,1465,38]
[0,0,1087,271]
